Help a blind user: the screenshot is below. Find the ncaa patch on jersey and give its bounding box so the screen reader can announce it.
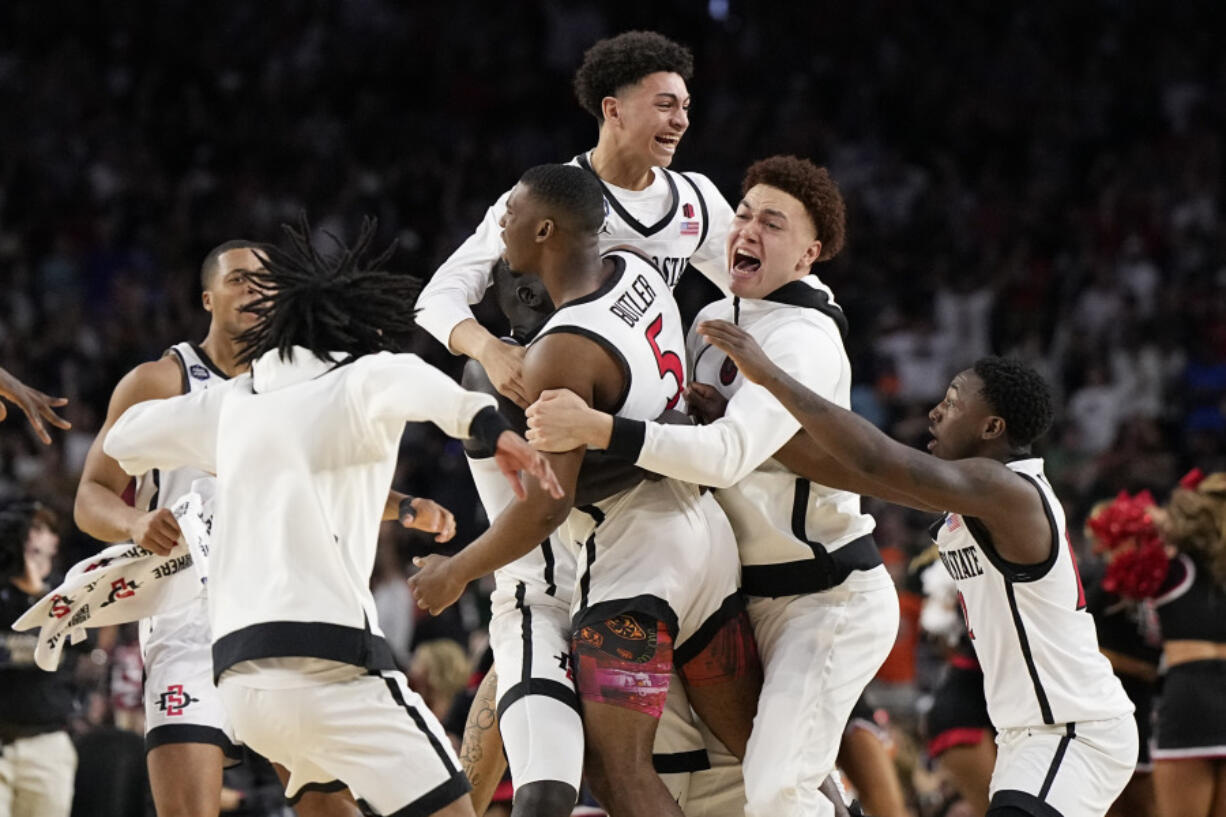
[189,364,210,380]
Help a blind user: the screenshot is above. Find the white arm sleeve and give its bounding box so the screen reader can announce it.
[684,173,733,296]
[104,387,227,476]
[636,319,847,488]
[352,352,498,441]
[414,189,512,352]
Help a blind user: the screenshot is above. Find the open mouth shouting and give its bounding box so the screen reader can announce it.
[654,133,681,153]
[730,247,762,281]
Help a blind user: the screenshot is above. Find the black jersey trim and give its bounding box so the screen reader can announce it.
[678,172,711,250]
[168,347,191,395]
[988,790,1064,817]
[1038,722,1076,799]
[737,479,883,596]
[573,593,680,643]
[497,678,581,720]
[189,342,231,380]
[963,475,1059,583]
[576,154,679,237]
[673,591,745,665]
[541,540,557,596]
[653,749,711,774]
[762,280,849,339]
[286,780,349,806]
[551,254,628,312]
[1004,580,1055,724]
[211,621,398,682]
[147,468,161,512]
[516,581,533,684]
[385,773,472,817]
[145,724,242,762]
[381,673,462,777]
[579,532,597,612]
[535,326,632,415]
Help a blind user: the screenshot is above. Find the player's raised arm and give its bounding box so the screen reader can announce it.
[699,318,1038,524]
[408,332,607,614]
[0,366,70,445]
[103,384,227,479]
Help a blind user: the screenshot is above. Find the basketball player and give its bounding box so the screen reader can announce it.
[409,165,758,817]
[694,325,1138,817]
[101,219,559,817]
[525,156,900,817]
[415,30,743,815]
[74,241,450,817]
[0,366,70,444]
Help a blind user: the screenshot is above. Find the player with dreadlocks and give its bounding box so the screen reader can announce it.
[103,217,561,817]
[692,323,1138,817]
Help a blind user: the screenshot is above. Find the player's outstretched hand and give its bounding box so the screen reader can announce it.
[526,389,610,452]
[494,430,564,501]
[409,554,464,615]
[698,320,780,386]
[481,340,529,408]
[0,367,71,445]
[399,497,457,543]
[128,507,182,556]
[686,382,728,425]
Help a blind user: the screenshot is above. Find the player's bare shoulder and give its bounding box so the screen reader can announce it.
[106,355,188,419]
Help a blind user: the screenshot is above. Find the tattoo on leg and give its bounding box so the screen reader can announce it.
[461,668,499,788]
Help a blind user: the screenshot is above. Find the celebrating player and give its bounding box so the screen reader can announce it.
[695,321,1138,817]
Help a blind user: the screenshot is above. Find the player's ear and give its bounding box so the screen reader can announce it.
[601,96,619,126]
[536,219,554,243]
[202,290,213,313]
[982,415,1006,441]
[797,239,823,271]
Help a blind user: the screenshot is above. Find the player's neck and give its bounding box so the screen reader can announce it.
[541,247,607,308]
[199,329,250,377]
[589,143,654,191]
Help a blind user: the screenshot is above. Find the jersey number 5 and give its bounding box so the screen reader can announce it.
[645,315,683,410]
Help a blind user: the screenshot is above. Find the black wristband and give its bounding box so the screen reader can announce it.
[469,405,514,454]
[397,495,417,520]
[605,417,646,462]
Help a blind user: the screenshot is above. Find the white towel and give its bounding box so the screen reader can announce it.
[13,482,214,671]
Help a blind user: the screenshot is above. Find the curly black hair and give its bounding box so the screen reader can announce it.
[573,31,693,121]
[236,216,421,365]
[972,357,1054,449]
[743,156,846,261]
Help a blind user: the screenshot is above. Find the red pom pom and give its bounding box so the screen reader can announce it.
[1179,468,1206,491]
[1087,490,1169,599]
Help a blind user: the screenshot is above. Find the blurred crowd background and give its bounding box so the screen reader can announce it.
[1,1,1224,815]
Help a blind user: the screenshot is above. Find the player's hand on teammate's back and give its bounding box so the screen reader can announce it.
[128,507,183,556]
[698,320,781,386]
[0,366,71,445]
[399,497,457,543]
[408,554,464,615]
[525,389,611,452]
[480,339,530,408]
[686,382,728,424]
[494,431,564,500]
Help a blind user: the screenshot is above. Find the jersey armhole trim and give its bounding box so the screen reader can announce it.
[964,474,1060,583]
[534,326,631,416]
[167,347,190,395]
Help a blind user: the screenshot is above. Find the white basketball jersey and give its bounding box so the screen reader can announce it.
[575,154,714,289]
[933,458,1132,728]
[133,342,228,515]
[134,342,228,653]
[532,249,687,422]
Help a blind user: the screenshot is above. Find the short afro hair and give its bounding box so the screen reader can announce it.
[519,164,607,235]
[742,156,846,262]
[972,357,1054,449]
[573,31,693,121]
